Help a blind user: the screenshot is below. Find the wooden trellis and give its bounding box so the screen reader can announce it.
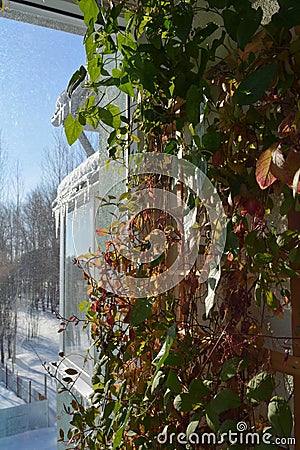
[269,210,300,449]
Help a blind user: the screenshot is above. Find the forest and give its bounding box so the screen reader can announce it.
[0,129,85,364]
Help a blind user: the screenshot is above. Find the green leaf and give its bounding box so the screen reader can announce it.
[268,396,293,438]
[78,0,99,27]
[67,65,87,97]
[132,55,157,93]
[164,352,184,367]
[193,23,219,45]
[130,298,153,326]
[254,253,273,265]
[209,389,241,414]
[263,289,277,309]
[98,107,114,127]
[206,389,240,433]
[107,104,121,129]
[119,80,134,97]
[186,84,203,126]
[280,195,294,215]
[151,370,165,393]
[186,413,203,440]
[173,3,193,42]
[245,230,259,256]
[112,407,131,449]
[234,65,277,105]
[223,9,239,41]
[220,357,251,381]
[174,393,193,412]
[237,7,263,50]
[202,132,222,152]
[163,388,172,410]
[87,56,102,83]
[117,32,137,55]
[267,235,279,258]
[152,324,176,374]
[165,370,181,394]
[98,105,121,129]
[64,114,83,145]
[246,372,275,405]
[164,138,179,155]
[277,230,298,247]
[205,404,220,432]
[219,419,238,436]
[79,301,88,313]
[225,220,240,257]
[272,0,300,28]
[189,379,210,400]
[279,261,297,277]
[103,401,115,419]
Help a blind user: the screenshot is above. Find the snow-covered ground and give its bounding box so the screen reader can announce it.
[0,427,57,450]
[0,302,60,448]
[12,306,60,425]
[0,381,25,408]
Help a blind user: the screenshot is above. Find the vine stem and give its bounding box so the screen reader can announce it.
[200,319,232,376]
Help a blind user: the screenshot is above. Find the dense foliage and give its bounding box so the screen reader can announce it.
[61,0,300,448]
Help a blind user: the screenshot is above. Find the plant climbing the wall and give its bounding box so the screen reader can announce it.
[58,0,300,448]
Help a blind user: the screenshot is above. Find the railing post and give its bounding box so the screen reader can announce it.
[16,373,19,398]
[29,380,32,403]
[44,374,47,399]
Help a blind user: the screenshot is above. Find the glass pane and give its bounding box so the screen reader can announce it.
[65,201,94,372]
[0,17,85,191]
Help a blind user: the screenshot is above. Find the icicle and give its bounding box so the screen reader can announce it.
[74,198,78,218]
[87,177,90,202]
[55,208,60,238]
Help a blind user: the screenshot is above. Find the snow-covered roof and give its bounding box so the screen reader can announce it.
[54,151,99,205]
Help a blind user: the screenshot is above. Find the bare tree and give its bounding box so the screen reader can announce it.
[0,130,8,202]
[0,127,93,363]
[0,203,19,363]
[41,129,86,190]
[10,162,24,364]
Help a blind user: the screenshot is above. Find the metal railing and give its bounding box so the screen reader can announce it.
[0,362,47,403]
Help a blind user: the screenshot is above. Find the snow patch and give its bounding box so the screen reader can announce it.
[55,151,99,202]
[0,426,57,450]
[0,381,25,409]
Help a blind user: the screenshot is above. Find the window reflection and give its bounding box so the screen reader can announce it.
[65,202,94,372]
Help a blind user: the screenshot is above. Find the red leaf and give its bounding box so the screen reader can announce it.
[106,310,115,327]
[129,328,135,341]
[241,197,265,218]
[256,144,278,189]
[58,328,65,333]
[286,148,300,172]
[278,113,297,142]
[96,227,109,236]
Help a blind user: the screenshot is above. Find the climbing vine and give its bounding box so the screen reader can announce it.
[58,0,300,448]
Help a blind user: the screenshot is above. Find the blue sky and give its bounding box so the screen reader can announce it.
[0,17,86,194]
